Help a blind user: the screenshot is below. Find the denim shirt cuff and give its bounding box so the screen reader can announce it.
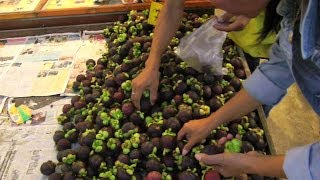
[283,145,313,180]
[243,69,285,105]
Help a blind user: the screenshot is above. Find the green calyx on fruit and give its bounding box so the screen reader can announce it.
[62,154,76,165]
[64,128,76,138]
[224,138,242,153]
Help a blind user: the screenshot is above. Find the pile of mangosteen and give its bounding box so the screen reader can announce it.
[41,10,268,180]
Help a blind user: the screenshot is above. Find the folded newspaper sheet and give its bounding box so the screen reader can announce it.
[0,98,70,180]
[0,33,82,97]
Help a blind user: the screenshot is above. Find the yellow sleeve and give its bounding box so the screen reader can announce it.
[215,9,277,58]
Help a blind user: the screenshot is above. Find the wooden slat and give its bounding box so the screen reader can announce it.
[0,12,36,20]
[35,0,49,12]
[0,13,123,31]
[38,2,212,17]
[0,0,48,20]
[237,47,275,155]
[0,1,214,30]
[0,1,213,20]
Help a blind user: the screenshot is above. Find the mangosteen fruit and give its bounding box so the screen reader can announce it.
[117,154,130,164]
[179,171,198,180]
[177,109,193,124]
[115,72,129,86]
[146,171,162,180]
[162,105,177,119]
[203,73,215,85]
[129,149,141,160]
[117,167,131,180]
[215,130,228,139]
[76,146,91,161]
[56,138,71,151]
[71,96,80,106]
[130,111,144,126]
[255,137,267,151]
[63,172,76,180]
[53,130,65,144]
[181,156,196,170]
[203,85,212,100]
[235,69,246,79]
[211,84,223,95]
[207,97,222,112]
[151,137,162,152]
[230,57,243,69]
[62,104,73,114]
[88,154,104,169]
[48,173,62,180]
[147,124,162,138]
[163,117,181,133]
[161,135,176,150]
[63,122,75,132]
[121,122,136,134]
[174,81,188,95]
[204,170,221,180]
[122,102,135,116]
[40,160,56,175]
[141,141,155,156]
[71,161,86,175]
[146,158,162,172]
[241,141,255,153]
[140,98,152,113]
[201,144,222,155]
[74,100,86,110]
[230,77,242,91]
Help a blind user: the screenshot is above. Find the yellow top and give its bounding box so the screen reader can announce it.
[215,9,277,58]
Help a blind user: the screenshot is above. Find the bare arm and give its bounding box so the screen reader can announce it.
[178,88,262,154]
[131,0,185,109]
[247,155,286,177]
[146,0,185,70]
[209,88,262,129]
[196,152,286,178]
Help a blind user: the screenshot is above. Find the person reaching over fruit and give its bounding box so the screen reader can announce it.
[215,0,281,72]
[131,0,281,110]
[178,0,320,179]
[131,0,185,110]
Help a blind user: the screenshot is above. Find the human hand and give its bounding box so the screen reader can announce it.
[195,151,262,177]
[177,117,215,155]
[131,67,160,110]
[213,13,251,32]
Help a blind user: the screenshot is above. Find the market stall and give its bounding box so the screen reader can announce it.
[0,0,212,30]
[0,1,319,180]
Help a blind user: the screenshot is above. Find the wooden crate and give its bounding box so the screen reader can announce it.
[237,47,275,155]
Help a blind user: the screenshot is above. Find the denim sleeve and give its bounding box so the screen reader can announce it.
[243,36,295,105]
[283,142,320,180]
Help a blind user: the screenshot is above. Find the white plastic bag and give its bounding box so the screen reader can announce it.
[175,18,227,75]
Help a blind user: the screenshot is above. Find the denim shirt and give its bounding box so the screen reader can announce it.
[243,0,320,179]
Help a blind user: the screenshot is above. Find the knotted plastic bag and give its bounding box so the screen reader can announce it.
[175,18,227,75]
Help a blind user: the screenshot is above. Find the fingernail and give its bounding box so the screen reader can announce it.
[182,149,188,156]
[195,154,202,161]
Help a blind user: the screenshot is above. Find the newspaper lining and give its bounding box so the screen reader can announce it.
[0,33,82,97]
